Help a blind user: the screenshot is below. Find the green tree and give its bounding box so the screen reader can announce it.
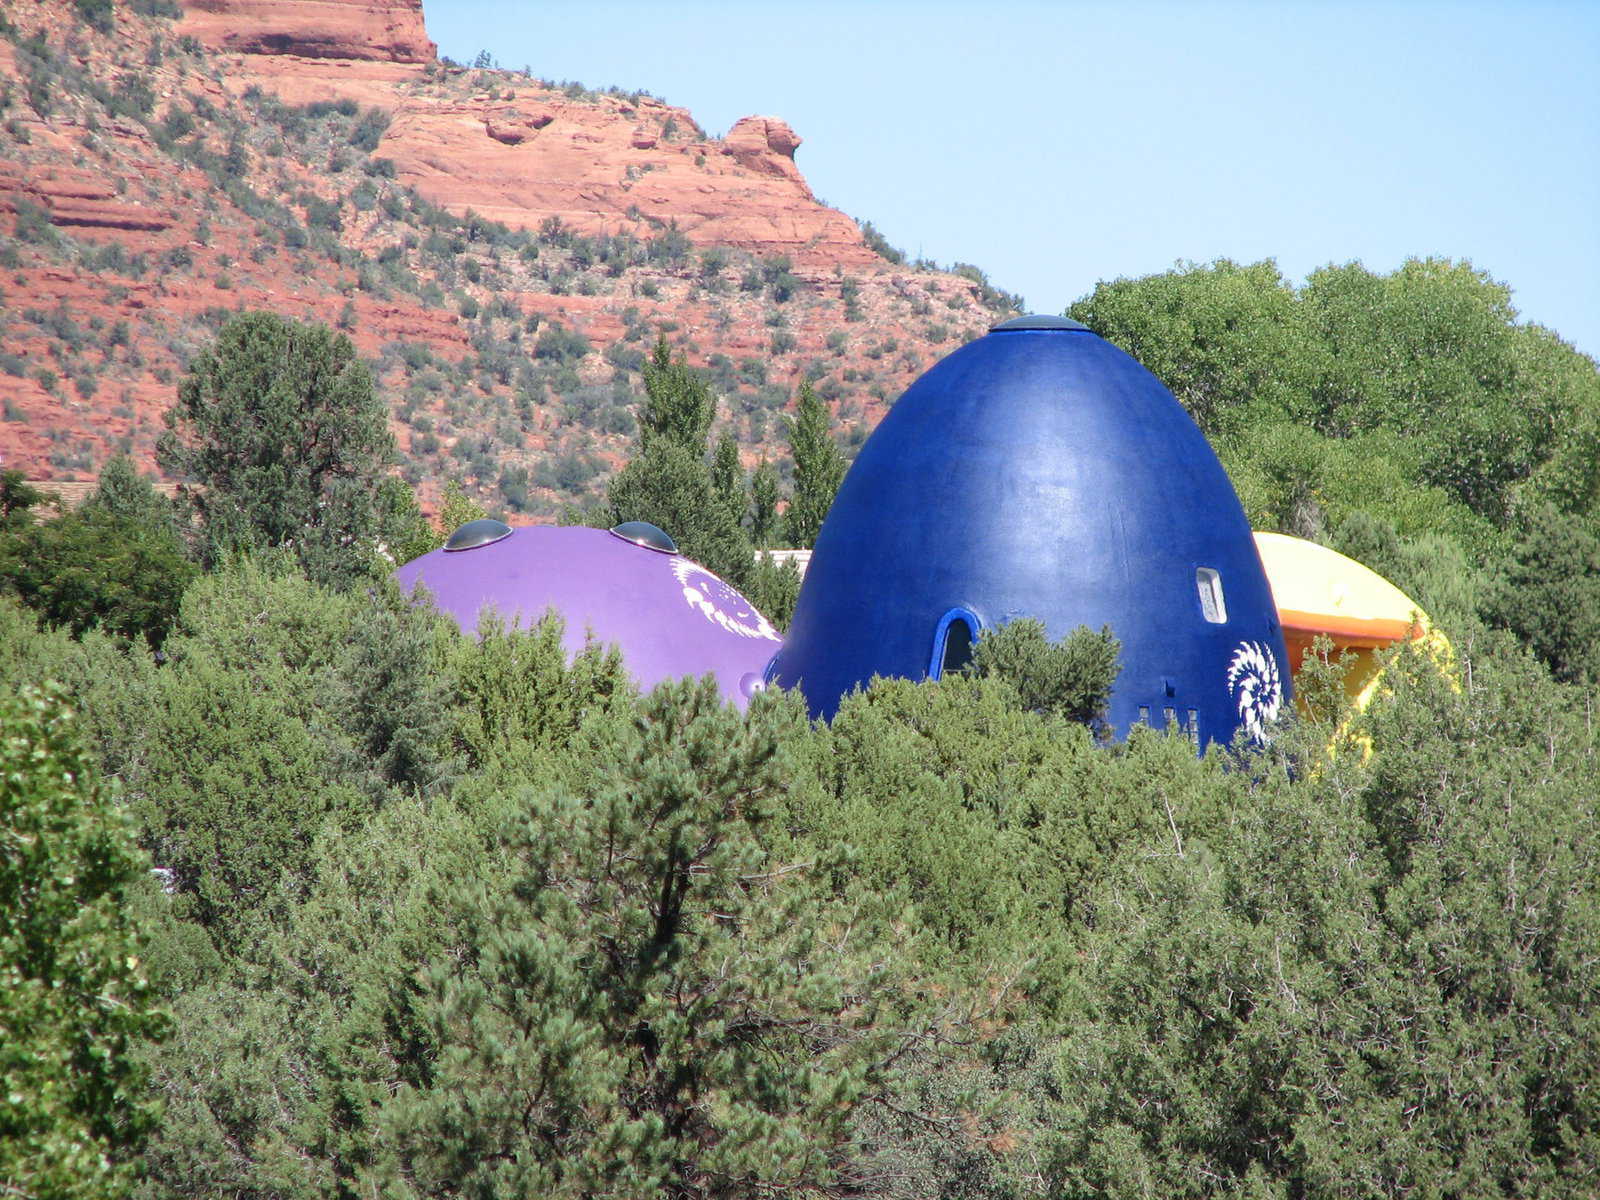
[1299,257,1570,521]
[783,380,846,548]
[1,467,48,530]
[607,437,753,583]
[0,505,195,649]
[335,579,460,797]
[1,685,167,1200]
[1035,640,1600,1199]
[743,553,801,631]
[710,429,745,530]
[1069,258,1324,437]
[0,457,196,648]
[376,475,443,567]
[749,457,780,548]
[638,334,713,452]
[1484,504,1600,684]
[606,341,753,583]
[157,310,401,588]
[83,455,179,531]
[394,680,920,1199]
[437,477,487,533]
[1070,257,1600,533]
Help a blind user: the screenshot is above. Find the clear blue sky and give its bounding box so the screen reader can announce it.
[428,1,1600,356]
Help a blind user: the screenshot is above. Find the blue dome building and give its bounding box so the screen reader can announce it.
[766,315,1289,746]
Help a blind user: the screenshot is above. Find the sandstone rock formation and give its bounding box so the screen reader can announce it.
[178,0,435,63]
[376,94,880,270]
[720,116,804,182]
[0,164,174,232]
[173,0,880,269]
[1,0,1015,508]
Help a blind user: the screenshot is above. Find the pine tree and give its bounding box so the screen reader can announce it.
[638,334,713,452]
[784,381,846,548]
[607,341,753,584]
[82,455,177,529]
[395,680,917,1199]
[710,430,746,529]
[157,311,400,588]
[749,457,780,548]
[1486,504,1600,683]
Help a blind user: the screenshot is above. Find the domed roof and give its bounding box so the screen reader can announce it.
[396,525,780,706]
[768,320,1290,744]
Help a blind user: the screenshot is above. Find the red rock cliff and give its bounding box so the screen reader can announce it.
[0,0,1011,494]
[378,94,878,270]
[178,1,878,269]
[179,0,436,63]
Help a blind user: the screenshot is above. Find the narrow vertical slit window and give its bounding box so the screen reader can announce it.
[1196,567,1227,623]
[1187,708,1199,745]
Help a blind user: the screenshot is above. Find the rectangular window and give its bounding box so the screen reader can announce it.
[1196,567,1227,623]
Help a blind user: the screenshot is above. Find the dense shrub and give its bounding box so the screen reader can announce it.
[0,457,195,647]
[348,106,390,152]
[109,71,156,118]
[12,197,57,244]
[534,321,591,363]
[0,683,167,1200]
[858,219,905,265]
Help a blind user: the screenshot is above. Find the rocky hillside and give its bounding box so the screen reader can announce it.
[0,0,1020,517]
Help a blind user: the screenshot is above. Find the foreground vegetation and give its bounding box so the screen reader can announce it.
[3,252,1599,1199]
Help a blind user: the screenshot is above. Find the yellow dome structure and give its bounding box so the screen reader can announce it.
[1253,531,1441,713]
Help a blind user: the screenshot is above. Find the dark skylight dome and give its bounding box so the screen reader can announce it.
[443,518,513,552]
[609,521,679,553]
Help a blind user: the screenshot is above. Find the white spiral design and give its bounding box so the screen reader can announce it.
[1226,640,1283,743]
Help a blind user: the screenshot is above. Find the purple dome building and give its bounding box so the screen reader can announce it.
[394,521,781,706]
